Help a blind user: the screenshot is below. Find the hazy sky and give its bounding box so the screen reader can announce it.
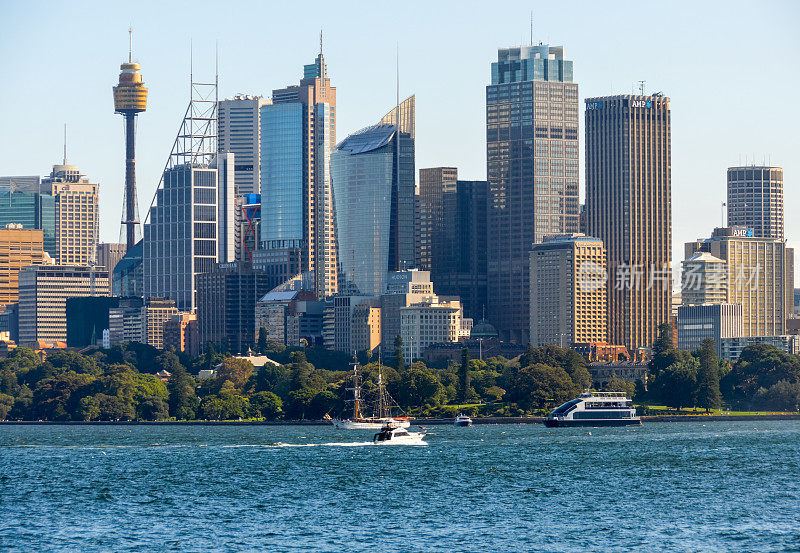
[0,0,798,285]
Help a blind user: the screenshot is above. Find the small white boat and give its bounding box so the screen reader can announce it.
[373,424,426,445]
[454,414,473,427]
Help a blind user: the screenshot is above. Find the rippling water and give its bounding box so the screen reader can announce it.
[1,421,799,552]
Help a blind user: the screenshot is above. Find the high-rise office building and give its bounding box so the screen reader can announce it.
[331,98,416,298]
[685,226,792,337]
[143,73,234,312]
[417,167,457,272]
[0,225,46,310]
[196,261,273,354]
[727,166,783,240]
[677,303,743,356]
[585,94,672,351]
[681,251,727,305]
[97,243,126,276]
[18,265,109,346]
[529,234,607,347]
[218,95,271,196]
[260,46,337,299]
[42,164,99,266]
[380,270,435,353]
[163,312,199,357]
[0,176,56,257]
[432,179,488,320]
[486,44,580,342]
[142,297,178,349]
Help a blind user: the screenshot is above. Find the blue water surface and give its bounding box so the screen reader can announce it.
[1,421,799,552]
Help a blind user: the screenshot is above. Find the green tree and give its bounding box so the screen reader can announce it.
[696,338,722,412]
[753,380,800,412]
[602,375,636,399]
[520,344,536,369]
[519,344,591,390]
[394,334,405,372]
[168,363,197,420]
[0,393,13,420]
[250,391,283,420]
[512,363,577,411]
[649,323,691,376]
[396,367,444,408]
[257,327,269,355]
[652,359,698,411]
[215,357,255,391]
[458,348,471,403]
[723,343,800,404]
[285,387,317,419]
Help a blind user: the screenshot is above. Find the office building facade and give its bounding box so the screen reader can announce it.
[163,312,199,357]
[331,98,416,297]
[97,243,126,275]
[380,270,436,353]
[196,261,273,354]
[400,298,468,361]
[432,179,488,320]
[585,94,672,351]
[0,226,46,310]
[18,265,110,346]
[0,177,56,257]
[218,95,271,196]
[486,44,580,342]
[727,166,783,240]
[417,167,457,272]
[676,303,743,356]
[685,226,792,337]
[681,252,727,305]
[529,234,607,347]
[260,48,337,299]
[42,164,99,266]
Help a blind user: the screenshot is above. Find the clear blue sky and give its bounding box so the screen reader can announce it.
[1,0,798,285]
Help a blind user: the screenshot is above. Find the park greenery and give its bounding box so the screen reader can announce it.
[0,326,797,421]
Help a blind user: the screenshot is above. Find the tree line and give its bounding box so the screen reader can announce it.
[0,327,797,421]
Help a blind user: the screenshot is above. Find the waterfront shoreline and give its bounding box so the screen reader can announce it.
[1,414,799,426]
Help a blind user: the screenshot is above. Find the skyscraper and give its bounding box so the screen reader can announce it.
[685,226,792,337]
[42,164,99,266]
[142,71,233,311]
[433,178,488,320]
[585,94,672,351]
[486,44,580,342]
[418,167,457,272]
[727,165,784,240]
[218,95,271,196]
[529,234,607,347]
[259,44,337,299]
[331,97,416,297]
[0,225,46,310]
[0,176,56,257]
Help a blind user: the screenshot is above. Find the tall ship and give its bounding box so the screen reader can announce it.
[544,392,641,427]
[333,363,410,430]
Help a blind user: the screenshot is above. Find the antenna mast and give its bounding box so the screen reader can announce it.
[128,27,132,63]
[530,12,533,44]
[638,80,646,95]
[63,123,67,165]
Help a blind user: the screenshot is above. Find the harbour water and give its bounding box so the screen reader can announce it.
[1,421,798,552]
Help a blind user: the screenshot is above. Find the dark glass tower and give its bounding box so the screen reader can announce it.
[486,44,579,342]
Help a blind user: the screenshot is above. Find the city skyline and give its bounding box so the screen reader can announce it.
[0,1,798,285]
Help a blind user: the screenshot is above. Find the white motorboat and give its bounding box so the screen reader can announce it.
[373,424,427,445]
[454,414,473,427]
[333,361,410,430]
[544,391,641,427]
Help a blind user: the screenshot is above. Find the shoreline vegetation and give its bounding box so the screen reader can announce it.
[0,325,798,424]
[2,413,800,425]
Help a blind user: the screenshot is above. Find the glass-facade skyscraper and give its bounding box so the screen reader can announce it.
[486,44,579,342]
[331,98,416,297]
[0,187,56,258]
[259,48,337,300]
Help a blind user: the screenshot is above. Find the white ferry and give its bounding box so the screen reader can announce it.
[544,392,641,427]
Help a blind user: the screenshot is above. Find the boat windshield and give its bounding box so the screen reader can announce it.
[551,399,581,415]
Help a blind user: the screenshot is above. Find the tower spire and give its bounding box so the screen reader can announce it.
[530,12,533,44]
[63,123,67,165]
[320,29,323,56]
[128,27,132,63]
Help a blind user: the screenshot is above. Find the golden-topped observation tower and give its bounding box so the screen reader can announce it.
[113,29,147,251]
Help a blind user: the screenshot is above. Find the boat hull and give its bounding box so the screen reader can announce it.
[333,418,411,430]
[544,418,642,428]
[454,421,472,427]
